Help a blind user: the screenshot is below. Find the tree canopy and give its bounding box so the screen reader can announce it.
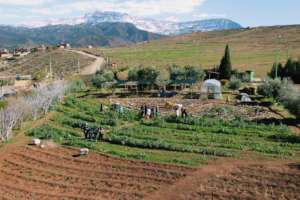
[219,44,232,80]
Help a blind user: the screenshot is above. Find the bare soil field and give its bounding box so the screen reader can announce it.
[0,143,298,199]
[0,145,194,200]
[148,160,300,200]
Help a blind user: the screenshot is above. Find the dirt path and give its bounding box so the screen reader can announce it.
[66,49,105,75]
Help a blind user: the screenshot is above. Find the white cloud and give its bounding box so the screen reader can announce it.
[1,0,210,25]
[30,0,207,17]
[0,0,51,6]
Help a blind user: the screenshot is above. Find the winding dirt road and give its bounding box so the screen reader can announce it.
[66,49,105,75]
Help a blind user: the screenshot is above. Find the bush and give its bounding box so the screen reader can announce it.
[220,79,229,86]
[0,100,7,109]
[27,124,80,142]
[278,81,300,118]
[92,71,115,88]
[257,78,282,98]
[67,79,86,93]
[32,71,47,81]
[228,76,241,90]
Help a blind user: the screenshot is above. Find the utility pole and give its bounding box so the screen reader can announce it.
[49,55,53,80]
[77,58,81,74]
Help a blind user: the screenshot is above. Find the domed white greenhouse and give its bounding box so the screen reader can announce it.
[201,79,222,99]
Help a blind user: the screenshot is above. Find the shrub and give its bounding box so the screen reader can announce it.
[67,79,86,93]
[220,79,229,86]
[92,71,115,88]
[0,100,7,109]
[257,78,282,98]
[278,81,300,119]
[228,76,242,90]
[27,124,80,142]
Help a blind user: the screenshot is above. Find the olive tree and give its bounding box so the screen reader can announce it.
[156,69,170,90]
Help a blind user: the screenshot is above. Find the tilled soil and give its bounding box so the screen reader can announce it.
[109,98,225,115]
[0,145,194,200]
[148,161,300,200]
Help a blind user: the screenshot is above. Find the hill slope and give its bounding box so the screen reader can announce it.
[0,22,163,48]
[0,49,95,78]
[86,25,300,77]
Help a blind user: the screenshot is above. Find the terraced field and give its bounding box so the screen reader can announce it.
[0,145,193,200]
[0,94,299,199]
[26,95,300,166]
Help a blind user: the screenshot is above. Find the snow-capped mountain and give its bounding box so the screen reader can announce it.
[24,11,242,35]
[84,11,178,35]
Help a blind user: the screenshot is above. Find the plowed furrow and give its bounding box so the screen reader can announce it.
[0,182,96,200]
[23,146,187,178]
[193,191,255,200]
[228,173,300,187]
[13,151,181,181]
[235,168,300,179]
[5,155,174,185]
[0,172,145,200]
[222,176,300,191]
[56,146,192,172]
[1,162,159,194]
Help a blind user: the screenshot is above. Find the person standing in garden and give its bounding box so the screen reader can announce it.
[146,107,151,119]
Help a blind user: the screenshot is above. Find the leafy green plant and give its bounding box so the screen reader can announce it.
[228,76,242,90]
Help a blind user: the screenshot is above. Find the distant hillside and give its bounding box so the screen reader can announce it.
[85,25,300,77]
[0,49,95,78]
[0,22,163,48]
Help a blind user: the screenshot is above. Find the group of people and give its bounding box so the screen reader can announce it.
[140,105,159,119]
[80,123,104,141]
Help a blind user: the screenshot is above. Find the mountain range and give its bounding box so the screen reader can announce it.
[0,11,243,48]
[26,11,243,35]
[0,23,162,48]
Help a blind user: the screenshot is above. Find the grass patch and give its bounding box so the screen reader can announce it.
[82,25,300,77]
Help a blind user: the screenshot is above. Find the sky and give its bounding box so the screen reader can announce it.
[0,0,299,27]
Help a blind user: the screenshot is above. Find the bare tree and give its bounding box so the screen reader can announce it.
[0,80,67,142]
[0,99,27,141]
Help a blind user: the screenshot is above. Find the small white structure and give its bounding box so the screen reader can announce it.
[80,148,89,156]
[240,93,252,102]
[201,79,222,99]
[31,139,41,146]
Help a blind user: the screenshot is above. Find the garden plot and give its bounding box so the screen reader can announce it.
[109,98,225,115]
[26,96,300,167]
[109,97,279,119]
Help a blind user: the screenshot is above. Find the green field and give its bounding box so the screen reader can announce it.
[84,25,300,77]
[0,49,95,78]
[27,93,300,167]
